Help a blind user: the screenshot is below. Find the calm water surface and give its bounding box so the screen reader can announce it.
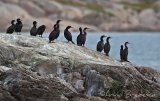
[18,32,160,70]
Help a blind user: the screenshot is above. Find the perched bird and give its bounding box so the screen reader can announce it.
[15,18,23,35]
[96,35,106,52]
[6,20,15,34]
[120,45,124,61]
[54,20,62,40]
[49,24,58,43]
[121,42,130,62]
[104,37,112,56]
[36,25,46,37]
[30,21,37,36]
[77,27,83,46]
[64,26,74,44]
[81,27,89,46]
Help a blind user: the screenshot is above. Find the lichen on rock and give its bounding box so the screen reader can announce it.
[0,33,160,101]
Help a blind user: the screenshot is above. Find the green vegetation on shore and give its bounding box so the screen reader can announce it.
[55,0,105,12]
[121,1,157,12]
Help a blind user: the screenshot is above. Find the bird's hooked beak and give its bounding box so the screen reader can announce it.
[102,35,107,39]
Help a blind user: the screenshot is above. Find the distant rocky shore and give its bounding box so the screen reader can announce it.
[1,0,160,32]
[0,33,160,101]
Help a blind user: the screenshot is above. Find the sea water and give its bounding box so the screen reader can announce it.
[21,32,160,70]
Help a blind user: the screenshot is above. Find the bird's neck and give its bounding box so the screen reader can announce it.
[56,24,60,29]
[80,30,83,34]
[65,28,69,31]
[100,37,104,41]
[107,39,109,43]
[125,44,128,48]
[83,30,87,35]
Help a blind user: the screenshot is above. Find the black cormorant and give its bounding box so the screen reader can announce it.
[55,20,62,39]
[81,27,89,47]
[96,35,106,52]
[15,18,23,35]
[36,25,46,37]
[77,27,83,46]
[49,24,58,43]
[30,21,37,36]
[120,45,124,61]
[64,26,74,44]
[104,37,112,56]
[122,42,130,62]
[6,20,15,34]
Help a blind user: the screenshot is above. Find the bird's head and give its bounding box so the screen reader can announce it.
[125,42,130,44]
[56,20,62,24]
[124,42,130,46]
[33,21,37,25]
[79,27,82,31]
[121,45,123,49]
[84,27,89,31]
[100,35,106,41]
[42,25,46,28]
[101,35,106,38]
[17,18,21,22]
[107,36,112,40]
[11,20,15,24]
[66,26,73,29]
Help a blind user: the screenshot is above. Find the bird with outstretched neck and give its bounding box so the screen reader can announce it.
[15,18,23,35]
[49,20,62,43]
[77,27,83,46]
[54,20,62,40]
[49,24,58,43]
[64,26,74,44]
[36,25,46,37]
[6,20,15,34]
[96,35,106,52]
[120,45,124,61]
[121,42,130,62]
[104,37,112,56]
[30,21,37,36]
[81,27,89,47]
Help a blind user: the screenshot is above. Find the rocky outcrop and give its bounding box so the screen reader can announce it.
[0,34,160,101]
[139,9,158,26]
[19,0,45,17]
[1,0,160,32]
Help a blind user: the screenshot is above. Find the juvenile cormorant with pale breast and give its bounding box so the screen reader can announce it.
[104,37,112,56]
[64,26,74,44]
[96,35,106,52]
[6,20,15,34]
